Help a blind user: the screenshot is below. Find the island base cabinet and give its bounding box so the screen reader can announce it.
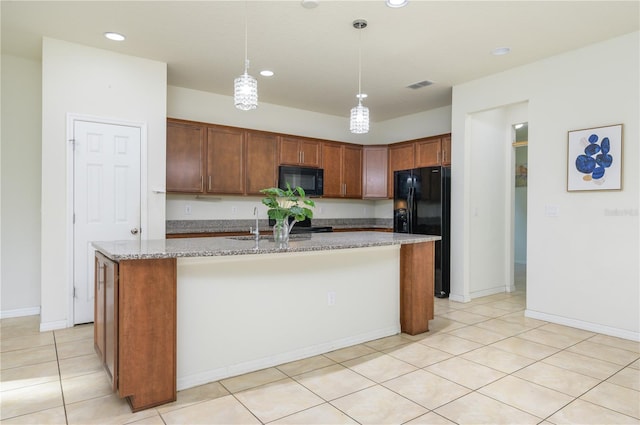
[118,258,177,411]
[95,255,178,412]
[399,242,435,335]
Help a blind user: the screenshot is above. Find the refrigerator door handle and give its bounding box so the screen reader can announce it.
[407,186,414,233]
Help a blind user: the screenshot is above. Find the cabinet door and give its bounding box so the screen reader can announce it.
[441,135,451,166]
[94,255,106,362]
[321,143,343,197]
[299,140,321,167]
[363,146,388,199]
[166,120,205,193]
[342,145,362,198]
[388,143,415,197]
[104,256,118,390]
[246,131,278,195]
[415,138,442,167]
[279,137,303,165]
[206,126,244,194]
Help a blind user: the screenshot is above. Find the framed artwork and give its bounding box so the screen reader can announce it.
[567,124,622,191]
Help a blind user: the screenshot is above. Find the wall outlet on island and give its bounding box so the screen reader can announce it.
[185,204,192,215]
[231,206,237,214]
[327,291,336,306]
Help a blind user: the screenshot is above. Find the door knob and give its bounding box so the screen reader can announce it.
[130,228,139,235]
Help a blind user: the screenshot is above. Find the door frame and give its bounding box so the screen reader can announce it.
[66,113,148,326]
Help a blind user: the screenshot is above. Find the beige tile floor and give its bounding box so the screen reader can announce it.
[2,277,639,424]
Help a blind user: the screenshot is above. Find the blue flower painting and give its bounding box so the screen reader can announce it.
[567,124,622,191]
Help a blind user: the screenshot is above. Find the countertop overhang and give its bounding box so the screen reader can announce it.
[92,231,440,261]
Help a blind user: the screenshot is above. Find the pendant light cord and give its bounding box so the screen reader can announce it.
[244,1,249,72]
[357,23,362,101]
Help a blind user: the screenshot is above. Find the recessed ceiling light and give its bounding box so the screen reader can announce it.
[104,32,126,41]
[260,70,274,77]
[386,0,409,8]
[301,0,319,9]
[492,47,511,56]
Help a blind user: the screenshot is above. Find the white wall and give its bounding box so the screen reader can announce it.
[40,38,167,330]
[166,86,450,221]
[451,32,639,340]
[467,108,510,298]
[1,55,42,317]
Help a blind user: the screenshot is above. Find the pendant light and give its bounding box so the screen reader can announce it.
[234,3,258,110]
[350,19,369,134]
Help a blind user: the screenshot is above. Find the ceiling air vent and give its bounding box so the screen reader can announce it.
[406,80,434,90]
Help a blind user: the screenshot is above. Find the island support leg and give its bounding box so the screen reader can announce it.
[400,241,435,335]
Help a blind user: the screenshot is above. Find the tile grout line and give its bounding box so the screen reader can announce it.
[52,330,70,425]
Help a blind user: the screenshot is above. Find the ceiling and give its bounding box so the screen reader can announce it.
[2,1,639,121]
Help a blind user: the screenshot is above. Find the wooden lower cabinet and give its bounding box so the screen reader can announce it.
[94,254,177,411]
[399,242,435,335]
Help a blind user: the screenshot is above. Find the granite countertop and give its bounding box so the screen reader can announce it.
[93,231,440,261]
[166,218,393,234]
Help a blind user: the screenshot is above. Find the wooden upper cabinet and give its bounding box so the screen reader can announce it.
[206,126,244,194]
[321,143,342,197]
[363,146,388,199]
[342,145,362,198]
[388,143,415,197]
[321,142,362,198]
[279,136,321,167]
[415,137,442,168]
[166,120,205,193]
[441,135,451,166]
[246,131,278,195]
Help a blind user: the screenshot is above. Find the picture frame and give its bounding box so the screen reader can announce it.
[567,124,622,191]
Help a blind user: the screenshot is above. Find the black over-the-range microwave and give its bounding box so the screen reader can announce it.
[278,165,324,197]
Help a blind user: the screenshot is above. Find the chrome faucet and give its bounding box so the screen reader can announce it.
[250,207,260,244]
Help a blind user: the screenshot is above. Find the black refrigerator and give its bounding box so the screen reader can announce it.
[394,166,451,298]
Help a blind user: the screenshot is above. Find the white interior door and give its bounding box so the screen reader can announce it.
[73,120,141,324]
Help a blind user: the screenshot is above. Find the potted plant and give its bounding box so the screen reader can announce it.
[260,184,315,248]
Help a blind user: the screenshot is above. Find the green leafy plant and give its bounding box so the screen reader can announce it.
[260,184,315,223]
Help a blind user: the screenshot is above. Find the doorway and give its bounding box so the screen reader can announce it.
[512,123,528,292]
[71,118,142,324]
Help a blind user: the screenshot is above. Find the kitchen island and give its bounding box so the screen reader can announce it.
[93,232,439,411]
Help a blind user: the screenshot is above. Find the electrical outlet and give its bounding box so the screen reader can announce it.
[327,291,336,306]
[231,206,237,214]
[185,204,192,215]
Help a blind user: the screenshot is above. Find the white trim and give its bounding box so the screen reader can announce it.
[449,293,469,303]
[177,325,399,391]
[66,113,148,326]
[525,309,640,342]
[470,286,507,299]
[0,307,40,319]
[40,319,68,332]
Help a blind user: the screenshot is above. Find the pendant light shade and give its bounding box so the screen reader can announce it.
[234,4,258,110]
[234,60,258,110]
[350,99,369,134]
[350,19,369,134]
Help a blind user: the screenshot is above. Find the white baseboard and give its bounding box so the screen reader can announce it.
[40,320,69,332]
[177,325,399,391]
[448,293,469,303]
[0,306,40,319]
[525,309,640,342]
[470,286,507,299]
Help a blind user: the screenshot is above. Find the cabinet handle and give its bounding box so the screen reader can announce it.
[200,176,204,192]
[437,151,441,163]
[208,175,212,191]
[443,150,447,163]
